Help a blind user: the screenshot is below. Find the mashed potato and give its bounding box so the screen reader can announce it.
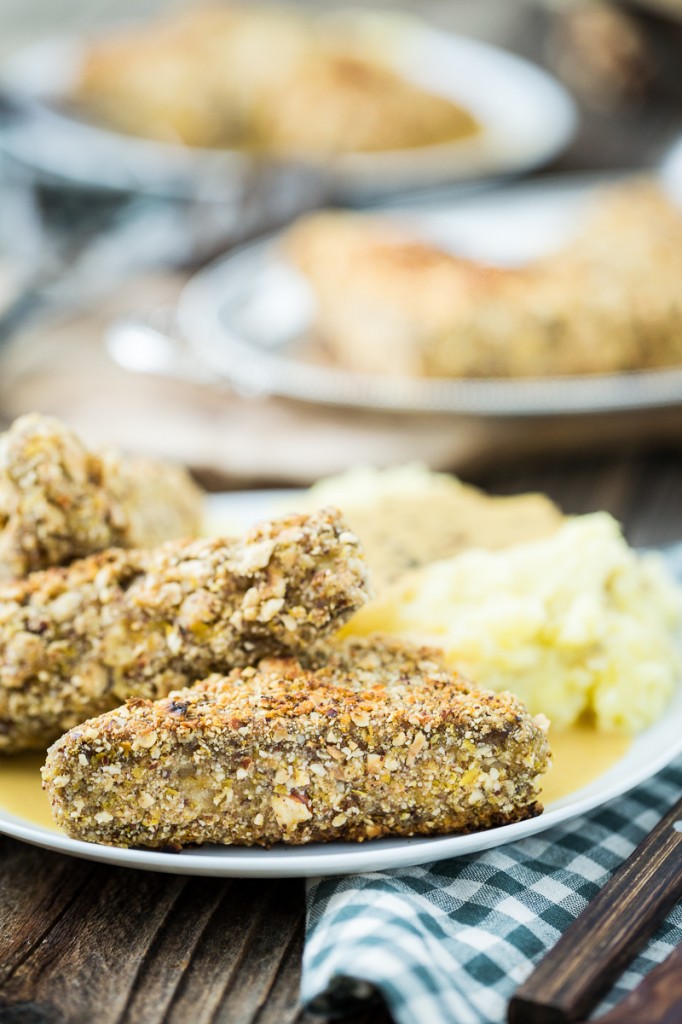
[343,512,681,733]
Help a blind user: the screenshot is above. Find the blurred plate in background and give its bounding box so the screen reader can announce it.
[174,171,682,418]
[0,9,577,201]
[660,132,682,205]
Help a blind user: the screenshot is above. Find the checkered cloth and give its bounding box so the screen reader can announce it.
[302,545,682,1024]
[303,759,682,1024]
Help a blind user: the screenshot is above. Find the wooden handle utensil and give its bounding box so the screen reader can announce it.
[508,796,682,1024]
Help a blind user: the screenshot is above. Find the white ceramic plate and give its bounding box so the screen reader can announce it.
[0,10,576,199]
[176,172,682,416]
[1,489,681,877]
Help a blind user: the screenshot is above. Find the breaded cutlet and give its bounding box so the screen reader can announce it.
[0,413,203,581]
[43,641,550,848]
[0,508,369,752]
[285,182,682,379]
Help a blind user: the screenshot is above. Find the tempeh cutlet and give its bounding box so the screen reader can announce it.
[0,412,203,580]
[0,508,369,752]
[42,637,550,849]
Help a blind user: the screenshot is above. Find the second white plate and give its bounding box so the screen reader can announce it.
[177,173,682,417]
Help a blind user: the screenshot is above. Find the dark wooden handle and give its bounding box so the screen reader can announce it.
[594,942,682,1024]
[507,797,682,1024]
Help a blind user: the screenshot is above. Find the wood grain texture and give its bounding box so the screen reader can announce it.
[507,797,682,1024]
[0,839,96,988]
[593,942,682,1024]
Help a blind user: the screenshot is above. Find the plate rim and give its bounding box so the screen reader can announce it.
[1,724,681,878]
[177,171,682,417]
[1,488,681,878]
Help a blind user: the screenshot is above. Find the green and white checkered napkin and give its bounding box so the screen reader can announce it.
[303,758,682,1024]
[303,540,682,1023]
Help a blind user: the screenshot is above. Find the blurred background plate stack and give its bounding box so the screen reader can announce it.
[0,7,577,202]
[170,172,682,418]
[0,0,682,486]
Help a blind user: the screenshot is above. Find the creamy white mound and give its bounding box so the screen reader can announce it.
[344,512,681,733]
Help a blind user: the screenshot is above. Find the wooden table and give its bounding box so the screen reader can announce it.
[1,448,680,1024]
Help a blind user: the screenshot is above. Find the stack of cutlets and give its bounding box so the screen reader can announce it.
[0,414,550,848]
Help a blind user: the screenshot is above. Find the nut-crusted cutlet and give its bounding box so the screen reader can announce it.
[102,452,203,552]
[262,634,449,687]
[42,663,550,849]
[0,507,369,752]
[74,6,478,155]
[0,413,203,580]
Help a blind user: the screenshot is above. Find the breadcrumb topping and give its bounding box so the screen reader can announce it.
[0,413,203,580]
[0,507,369,751]
[42,637,550,849]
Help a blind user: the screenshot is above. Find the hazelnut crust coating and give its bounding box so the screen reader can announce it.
[42,647,550,849]
[0,508,369,752]
[0,413,203,581]
[267,634,448,685]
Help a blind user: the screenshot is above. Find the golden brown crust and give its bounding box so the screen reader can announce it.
[286,181,682,379]
[0,413,203,580]
[42,647,550,849]
[102,452,204,553]
[0,508,369,751]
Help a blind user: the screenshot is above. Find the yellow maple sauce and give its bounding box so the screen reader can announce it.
[0,725,631,837]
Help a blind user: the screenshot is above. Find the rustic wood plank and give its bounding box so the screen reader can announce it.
[212,881,304,1024]
[119,876,230,1024]
[160,879,288,1024]
[473,454,639,519]
[0,838,95,986]
[622,454,682,547]
[473,451,682,547]
[254,921,304,1024]
[0,864,185,1024]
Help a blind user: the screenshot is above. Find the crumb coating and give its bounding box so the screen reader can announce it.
[42,651,550,849]
[0,508,369,751]
[0,413,203,580]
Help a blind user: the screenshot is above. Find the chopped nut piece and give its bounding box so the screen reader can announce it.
[135,731,158,750]
[406,731,427,766]
[271,794,313,830]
